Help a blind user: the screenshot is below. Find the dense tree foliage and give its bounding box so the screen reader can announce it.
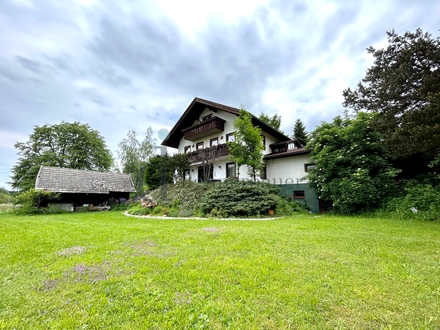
[292,119,308,146]
[144,153,190,190]
[228,109,264,181]
[307,112,399,214]
[144,155,173,190]
[0,187,15,204]
[117,128,155,194]
[11,122,113,192]
[343,29,440,162]
[259,112,282,131]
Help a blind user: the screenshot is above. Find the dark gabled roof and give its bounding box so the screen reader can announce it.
[35,166,136,194]
[162,97,290,148]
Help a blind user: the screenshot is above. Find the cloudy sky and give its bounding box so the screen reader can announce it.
[0,0,438,189]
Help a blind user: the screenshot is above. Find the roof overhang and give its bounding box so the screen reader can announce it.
[263,149,310,160]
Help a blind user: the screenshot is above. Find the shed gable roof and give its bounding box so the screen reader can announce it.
[35,166,136,194]
[161,97,290,148]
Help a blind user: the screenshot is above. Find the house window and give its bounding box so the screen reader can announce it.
[288,142,296,150]
[226,133,235,142]
[184,146,191,153]
[226,162,236,178]
[260,164,267,180]
[261,135,266,150]
[304,163,316,172]
[196,142,204,150]
[210,137,218,147]
[293,190,305,199]
[273,147,286,153]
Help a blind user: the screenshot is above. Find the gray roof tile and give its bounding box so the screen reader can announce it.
[35,166,136,194]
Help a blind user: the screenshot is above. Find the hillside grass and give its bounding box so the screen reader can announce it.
[0,212,439,329]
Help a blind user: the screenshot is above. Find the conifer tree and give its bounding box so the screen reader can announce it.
[292,119,308,147]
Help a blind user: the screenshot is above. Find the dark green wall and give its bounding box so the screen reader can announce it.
[276,183,319,213]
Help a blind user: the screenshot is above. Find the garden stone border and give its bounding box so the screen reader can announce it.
[124,211,278,221]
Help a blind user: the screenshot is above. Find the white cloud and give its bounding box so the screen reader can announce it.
[0,0,437,188]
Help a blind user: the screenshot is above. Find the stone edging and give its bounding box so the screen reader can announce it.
[123,211,278,221]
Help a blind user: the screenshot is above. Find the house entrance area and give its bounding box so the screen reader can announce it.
[198,164,213,182]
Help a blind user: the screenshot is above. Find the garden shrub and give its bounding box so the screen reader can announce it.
[307,112,400,214]
[199,179,280,217]
[385,182,440,221]
[108,197,131,211]
[151,206,169,216]
[275,197,308,216]
[126,203,151,216]
[14,189,63,215]
[150,181,212,214]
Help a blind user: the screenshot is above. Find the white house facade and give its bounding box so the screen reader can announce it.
[162,98,320,212]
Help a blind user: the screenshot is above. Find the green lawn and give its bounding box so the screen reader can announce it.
[1,212,439,329]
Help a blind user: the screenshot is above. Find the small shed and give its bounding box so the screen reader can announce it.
[35,166,136,208]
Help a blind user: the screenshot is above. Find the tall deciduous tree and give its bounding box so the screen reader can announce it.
[259,112,282,131]
[343,28,440,162]
[292,119,308,147]
[117,128,155,194]
[10,122,113,192]
[228,108,264,181]
[307,112,399,214]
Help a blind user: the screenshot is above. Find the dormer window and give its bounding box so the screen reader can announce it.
[288,142,296,150]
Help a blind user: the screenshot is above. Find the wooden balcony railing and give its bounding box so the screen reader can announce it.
[187,143,229,164]
[182,116,226,141]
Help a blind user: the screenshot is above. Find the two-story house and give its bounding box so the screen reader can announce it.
[162,97,319,212]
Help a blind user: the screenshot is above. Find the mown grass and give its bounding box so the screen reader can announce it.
[0,212,439,329]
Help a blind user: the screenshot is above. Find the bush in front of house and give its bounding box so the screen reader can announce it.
[199,179,280,217]
[150,181,211,215]
[275,196,309,216]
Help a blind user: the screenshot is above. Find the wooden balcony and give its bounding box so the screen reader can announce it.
[187,143,229,164]
[182,116,226,141]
